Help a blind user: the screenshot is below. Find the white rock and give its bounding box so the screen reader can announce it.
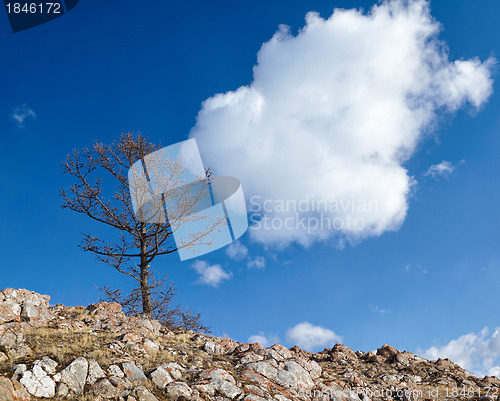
[60,357,89,394]
[161,362,184,380]
[34,356,58,375]
[211,379,242,399]
[122,361,147,385]
[87,359,106,385]
[150,366,173,390]
[19,366,56,398]
[284,361,314,389]
[108,364,124,378]
[165,381,192,400]
[204,340,224,354]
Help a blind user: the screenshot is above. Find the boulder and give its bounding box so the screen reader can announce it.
[204,340,224,354]
[150,366,173,390]
[211,379,242,399]
[59,357,89,395]
[0,376,30,401]
[133,386,160,401]
[0,288,52,326]
[199,368,236,384]
[19,365,56,398]
[122,361,147,385]
[87,359,106,385]
[165,382,192,400]
[89,378,120,399]
[33,356,58,376]
[377,344,398,359]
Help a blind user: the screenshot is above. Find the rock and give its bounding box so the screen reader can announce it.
[60,356,89,395]
[330,344,358,365]
[122,332,143,344]
[244,395,268,401]
[161,362,184,380]
[166,382,192,400]
[283,361,314,389]
[275,369,297,388]
[142,338,160,353]
[133,386,159,401]
[239,352,265,365]
[0,303,21,324]
[0,324,31,359]
[211,379,242,399]
[90,378,120,399]
[150,366,173,390]
[11,364,26,380]
[194,383,215,396]
[293,357,322,379]
[34,356,58,375]
[0,376,30,401]
[269,344,293,360]
[108,364,124,378]
[131,318,161,335]
[395,352,410,366]
[234,343,264,354]
[122,362,147,385]
[377,344,398,359]
[55,382,70,398]
[245,362,278,381]
[86,302,125,318]
[109,376,133,393]
[19,365,56,398]
[199,368,236,384]
[87,359,106,385]
[204,340,224,354]
[0,288,52,326]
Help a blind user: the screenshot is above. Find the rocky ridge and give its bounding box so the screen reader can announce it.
[1,288,499,401]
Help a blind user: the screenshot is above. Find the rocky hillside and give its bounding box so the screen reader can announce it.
[1,289,499,401]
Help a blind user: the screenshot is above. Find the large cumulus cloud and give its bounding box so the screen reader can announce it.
[190,0,494,247]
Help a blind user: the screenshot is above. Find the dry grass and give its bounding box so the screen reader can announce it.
[19,327,119,367]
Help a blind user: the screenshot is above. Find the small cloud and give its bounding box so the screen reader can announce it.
[248,332,280,347]
[286,321,342,351]
[11,104,36,128]
[405,263,428,275]
[370,304,391,315]
[419,326,500,377]
[226,241,248,260]
[247,256,266,269]
[191,260,232,287]
[488,366,500,377]
[425,160,465,180]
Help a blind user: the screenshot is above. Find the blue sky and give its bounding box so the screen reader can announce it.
[1,0,500,377]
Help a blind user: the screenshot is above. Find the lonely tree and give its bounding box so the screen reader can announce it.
[60,132,226,326]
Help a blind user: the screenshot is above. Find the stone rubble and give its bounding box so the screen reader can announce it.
[1,288,499,401]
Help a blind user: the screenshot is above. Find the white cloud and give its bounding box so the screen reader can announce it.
[370,304,391,315]
[247,256,266,269]
[12,104,36,128]
[420,327,500,377]
[405,263,428,274]
[425,160,464,179]
[190,0,494,247]
[285,321,342,351]
[226,241,248,260]
[191,260,232,286]
[248,332,280,347]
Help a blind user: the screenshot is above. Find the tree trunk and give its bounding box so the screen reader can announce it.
[139,225,153,318]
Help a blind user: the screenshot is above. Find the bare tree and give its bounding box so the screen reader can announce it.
[60,132,225,329]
